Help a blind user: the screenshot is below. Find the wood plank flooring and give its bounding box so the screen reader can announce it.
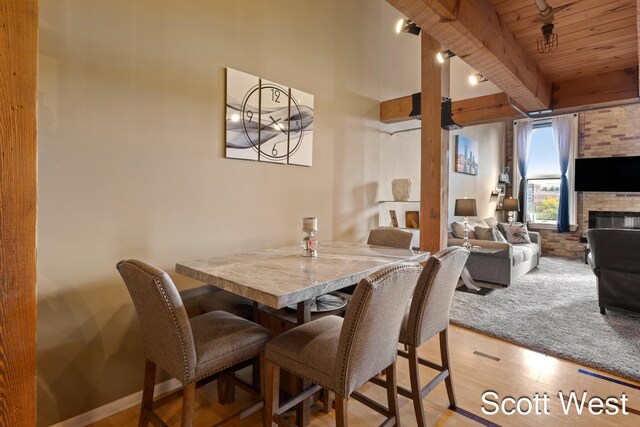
[87,325,640,426]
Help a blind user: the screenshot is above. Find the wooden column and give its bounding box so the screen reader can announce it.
[420,33,449,253]
[0,0,38,424]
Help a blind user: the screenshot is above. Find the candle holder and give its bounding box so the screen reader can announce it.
[301,217,318,258]
[301,231,318,258]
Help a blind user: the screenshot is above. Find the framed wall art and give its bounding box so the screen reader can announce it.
[455,135,479,175]
[225,68,314,166]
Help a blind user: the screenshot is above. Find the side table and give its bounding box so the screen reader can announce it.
[460,246,502,292]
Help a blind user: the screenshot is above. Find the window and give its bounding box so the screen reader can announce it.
[514,116,577,230]
[526,125,560,225]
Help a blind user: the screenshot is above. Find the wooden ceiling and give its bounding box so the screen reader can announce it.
[382,0,639,121]
[491,0,638,82]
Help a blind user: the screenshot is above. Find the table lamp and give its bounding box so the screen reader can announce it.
[503,198,520,223]
[454,198,477,249]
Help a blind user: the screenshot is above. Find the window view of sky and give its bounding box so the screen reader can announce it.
[527,126,560,176]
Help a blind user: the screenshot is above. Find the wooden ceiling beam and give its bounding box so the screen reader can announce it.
[387,0,552,111]
[381,67,639,124]
[635,0,639,90]
[380,92,526,125]
[552,67,639,112]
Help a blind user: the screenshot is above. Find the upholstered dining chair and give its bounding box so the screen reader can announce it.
[367,227,414,249]
[264,262,422,427]
[372,246,469,427]
[117,259,271,427]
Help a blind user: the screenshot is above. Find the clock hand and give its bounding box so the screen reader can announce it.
[269,115,289,136]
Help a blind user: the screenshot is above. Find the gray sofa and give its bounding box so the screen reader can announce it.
[587,228,640,315]
[447,224,541,287]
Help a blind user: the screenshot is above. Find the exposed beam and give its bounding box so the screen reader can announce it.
[380,92,526,125]
[0,0,38,424]
[386,0,552,111]
[637,0,640,90]
[552,68,639,112]
[420,33,448,253]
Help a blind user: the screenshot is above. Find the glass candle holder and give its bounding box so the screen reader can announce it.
[301,217,318,257]
[301,231,318,257]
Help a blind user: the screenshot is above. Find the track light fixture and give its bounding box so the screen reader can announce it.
[468,74,488,86]
[535,0,558,53]
[395,19,421,36]
[538,22,558,54]
[436,50,456,64]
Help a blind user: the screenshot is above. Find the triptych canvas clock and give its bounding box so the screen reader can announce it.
[225,68,314,166]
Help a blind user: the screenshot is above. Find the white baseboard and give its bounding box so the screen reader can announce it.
[50,378,182,427]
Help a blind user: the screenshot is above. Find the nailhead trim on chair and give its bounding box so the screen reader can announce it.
[123,261,193,385]
[337,263,422,396]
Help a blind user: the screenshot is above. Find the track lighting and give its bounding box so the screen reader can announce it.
[535,0,558,54]
[436,50,456,64]
[468,74,488,86]
[395,19,421,36]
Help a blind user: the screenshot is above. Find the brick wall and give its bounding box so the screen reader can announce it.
[505,104,640,258]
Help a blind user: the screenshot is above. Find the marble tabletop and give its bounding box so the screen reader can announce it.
[175,241,429,309]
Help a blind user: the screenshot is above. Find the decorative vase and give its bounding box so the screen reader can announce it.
[391,179,413,201]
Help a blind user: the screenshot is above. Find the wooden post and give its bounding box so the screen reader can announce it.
[0,0,38,424]
[420,33,449,253]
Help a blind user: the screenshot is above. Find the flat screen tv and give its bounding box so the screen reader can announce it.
[574,156,640,192]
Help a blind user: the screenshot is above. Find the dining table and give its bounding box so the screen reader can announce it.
[175,240,429,425]
[176,240,429,322]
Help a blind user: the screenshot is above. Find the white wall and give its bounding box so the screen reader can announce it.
[378,123,505,227]
[38,1,383,424]
[448,123,506,222]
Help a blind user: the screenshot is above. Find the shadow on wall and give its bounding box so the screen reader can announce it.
[36,278,208,426]
[37,280,144,426]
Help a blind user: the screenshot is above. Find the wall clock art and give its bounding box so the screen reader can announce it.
[225,68,314,166]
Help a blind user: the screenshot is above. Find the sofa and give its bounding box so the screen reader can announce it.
[447,219,541,287]
[587,228,640,315]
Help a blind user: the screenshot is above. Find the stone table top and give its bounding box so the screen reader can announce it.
[176,241,429,309]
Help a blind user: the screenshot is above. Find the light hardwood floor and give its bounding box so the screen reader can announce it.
[88,325,640,426]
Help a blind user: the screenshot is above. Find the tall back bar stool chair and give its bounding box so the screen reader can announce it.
[264,262,422,427]
[372,246,469,427]
[117,259,271,427]
[367,228,414,249]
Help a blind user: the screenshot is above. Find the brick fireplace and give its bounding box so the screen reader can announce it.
[589,210,640,229]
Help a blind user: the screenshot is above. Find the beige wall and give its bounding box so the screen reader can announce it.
[37,1,384,424]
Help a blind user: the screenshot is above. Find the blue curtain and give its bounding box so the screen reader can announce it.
[516,120,533,222]
[552,116,574,233]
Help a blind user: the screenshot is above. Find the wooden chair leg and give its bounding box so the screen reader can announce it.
[408,346,427,427]
[252,357,262,391]
[181,382,196,427]
[265,361,280,427]
[385,362,401,427]
[439,328,457,409]
[217,374,229,404]
[335,395,348,427]
[323,390,335,413]
[138,360,156,427]
[259,353,266,426]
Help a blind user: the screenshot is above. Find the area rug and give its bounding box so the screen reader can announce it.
[450,257,640,383]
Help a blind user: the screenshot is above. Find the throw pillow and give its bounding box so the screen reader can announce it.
[451,221,476,239]
[474,226,495,241]
[483,216,498,229]
[497,221,523,237]
[501,222,532,244]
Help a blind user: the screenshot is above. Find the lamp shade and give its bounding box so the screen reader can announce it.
[454,198,477,217]
[503,198,520,212]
